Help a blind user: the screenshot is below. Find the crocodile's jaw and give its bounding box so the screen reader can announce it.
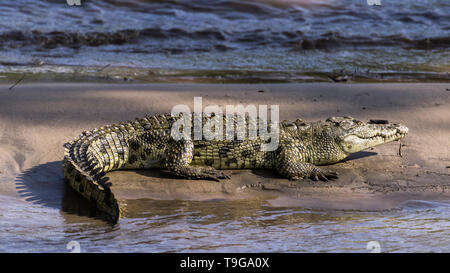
[339,123,409,154]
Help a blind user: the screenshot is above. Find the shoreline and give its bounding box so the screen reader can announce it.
[0,82,449,219]
[1,65,449,86]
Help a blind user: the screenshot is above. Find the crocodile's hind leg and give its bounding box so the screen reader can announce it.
[165,139,230,182]
[276,146,338,182]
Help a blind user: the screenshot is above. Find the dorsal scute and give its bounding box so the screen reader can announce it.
[326,116,354,124]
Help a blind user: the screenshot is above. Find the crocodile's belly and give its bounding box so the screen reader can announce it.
[191,139,274,169]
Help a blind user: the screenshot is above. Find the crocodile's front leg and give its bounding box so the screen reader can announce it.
[275,146,338,182]
[165,139,230,182]
[277,161,338,181]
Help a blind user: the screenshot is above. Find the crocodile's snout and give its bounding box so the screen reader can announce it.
[380,122,408,139]
[376,122,408,141]
[396,124,409,135]
[339,120,408,155]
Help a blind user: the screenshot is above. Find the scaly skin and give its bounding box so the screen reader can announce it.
[63,114,408,222]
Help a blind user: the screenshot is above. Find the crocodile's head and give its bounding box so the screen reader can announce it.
[326,116,408,155]
[284,116,408,164]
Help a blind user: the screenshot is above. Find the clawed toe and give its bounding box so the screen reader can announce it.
[169,165,231,182]
[324,171,338,181]
[279,161,339,183]
[201,167,230,182]
[310,170,338,182]
[206,175,221,182]
[221,173,231,179]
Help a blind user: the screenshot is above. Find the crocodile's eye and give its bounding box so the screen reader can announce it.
[350,119,363,126]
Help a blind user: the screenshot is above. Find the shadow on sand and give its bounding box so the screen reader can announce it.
[14,161,110,222]
[342,151,377,162]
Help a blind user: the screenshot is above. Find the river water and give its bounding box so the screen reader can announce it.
[0,0,448,74]
[0,194,449,252]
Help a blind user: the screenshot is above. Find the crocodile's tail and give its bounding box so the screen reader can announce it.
[63,119,150,223]
[63,131,121,223]
[63,154,121,223]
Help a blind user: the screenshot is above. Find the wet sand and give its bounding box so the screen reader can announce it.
[0,83,449,219]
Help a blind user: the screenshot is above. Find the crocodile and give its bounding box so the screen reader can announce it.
[63,114,408,222]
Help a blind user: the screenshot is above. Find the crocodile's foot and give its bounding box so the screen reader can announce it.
[290,169,338,182]
[193,166,231,182]
[278,161,338,182]
[170,165,230,182]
